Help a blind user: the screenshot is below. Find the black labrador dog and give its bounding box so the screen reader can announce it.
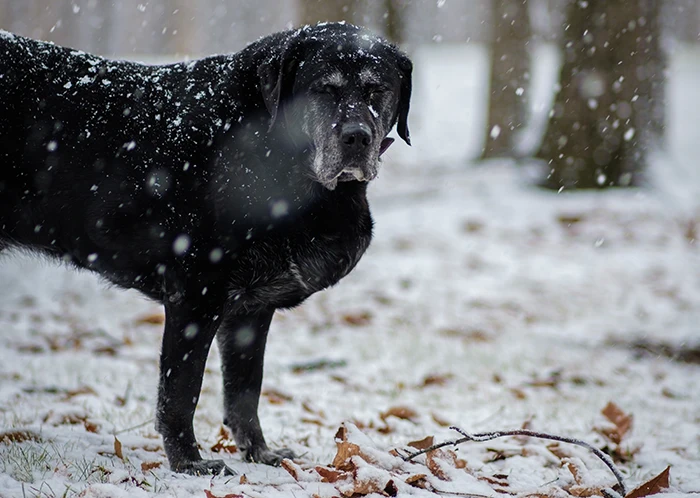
[0,23,411,474]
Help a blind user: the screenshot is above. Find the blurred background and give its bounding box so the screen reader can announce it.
[1,0,699,187]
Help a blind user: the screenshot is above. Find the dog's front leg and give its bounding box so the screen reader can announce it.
[217,308,296,465]
[156,299,233,475]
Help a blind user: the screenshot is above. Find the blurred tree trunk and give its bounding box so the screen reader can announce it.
[482,0,531,159]
[536,0,665,189]
[299,0,360,25]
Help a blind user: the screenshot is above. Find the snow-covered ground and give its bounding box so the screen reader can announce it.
[1,44,699,498]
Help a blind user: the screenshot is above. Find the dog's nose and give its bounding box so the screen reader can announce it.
[340,123,371,152]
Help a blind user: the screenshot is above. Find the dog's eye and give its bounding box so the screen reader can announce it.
[365,86,388,99]
[319,84,339,96]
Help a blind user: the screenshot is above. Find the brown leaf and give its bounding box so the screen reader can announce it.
[210,426,238,454]
[301,401,326,418]
[140,461,162,472]
[431,413,452,427]
[135,312,165,325]
[565,459,584,485]
[341,459,393,497]
[203,490,243,498]
[239,474,248,485]
[262,388,292,404]
[569,485,603,497]
[546,443,570,460]
[114,437,124,460]
[384,479,398,497]
[408,435,434,450]
[315,465,347,483]
[0,430,42,444]
[83,420,99,433]
[331,426,363,471]
[341,311,372,327]
[557,214,585,227]
[405,474,429,489]
[380,406,418,422]
[63,386,97,400]
[421,374,453,387]
[480,475,510,487]
[626,466,671,498]
[281,459,299,481]
[426,450,450,481]
[601,402,633,444]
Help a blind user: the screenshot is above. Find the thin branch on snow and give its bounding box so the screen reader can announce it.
[399,426,627,497]
[113,418,155,435]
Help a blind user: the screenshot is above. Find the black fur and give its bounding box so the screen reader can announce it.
[0,24,411,474]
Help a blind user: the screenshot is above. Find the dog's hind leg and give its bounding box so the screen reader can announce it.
[156,296,233,475]
[217,309,296,465]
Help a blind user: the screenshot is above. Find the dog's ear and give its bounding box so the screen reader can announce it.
[258,31,306,130]
[396,53,413,146]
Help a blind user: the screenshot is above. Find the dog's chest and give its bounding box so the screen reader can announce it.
[228,218,372,312]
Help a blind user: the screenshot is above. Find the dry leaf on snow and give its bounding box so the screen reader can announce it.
[380,406,418,422]
[203,490,243,498]
[211,426,238,454]
[626,466,671,498]
[332,425,364,471]
[599,401,633,444]
[135,312,165,325]
[114,436,124,460]
[315,466,347,483]
[140,461,161,472]
[407,435,434,450]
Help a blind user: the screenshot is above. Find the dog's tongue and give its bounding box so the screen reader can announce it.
[379,137,395,157]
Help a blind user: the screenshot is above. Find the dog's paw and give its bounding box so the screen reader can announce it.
[245,447,296,466]
[175,459,236,476]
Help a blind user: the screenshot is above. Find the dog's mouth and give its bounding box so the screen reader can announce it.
[314,137,395,191]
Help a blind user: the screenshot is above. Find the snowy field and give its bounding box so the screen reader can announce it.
[1,44,699,498]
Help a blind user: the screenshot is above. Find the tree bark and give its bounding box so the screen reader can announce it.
[536,0,665,189]
[482,0,532,159]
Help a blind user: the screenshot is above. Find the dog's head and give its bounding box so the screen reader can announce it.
[258,23,412,190]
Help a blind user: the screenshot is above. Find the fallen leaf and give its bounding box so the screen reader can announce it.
[211,426,238,454]
[626,466,671,498]
[140,461,161,472]
[83,420,99,433]
[239,474,248,485]
[114,437,124,460]
[421,373,453,387]
[405,473,429,489]
[203,490,243,498]
[332,426,363,471]
[135,313,165,325]
[281,459,299,481]
[315,466,347,483]
[565,459,584,485]
[341,311,372,327]
[600,401,633,444]
[407,435,434,450]
[262,388,293,404]
[0,430,42,444]
[431,413,452,427]
[63,386,97,399]
[557,214,585,227]
[380,406,418,422]
[426,450,450,481]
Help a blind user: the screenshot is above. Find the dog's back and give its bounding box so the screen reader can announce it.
[0,31,252,294]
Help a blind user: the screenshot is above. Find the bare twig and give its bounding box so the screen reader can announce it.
[114,418,155,435]
[400,426,627,496]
